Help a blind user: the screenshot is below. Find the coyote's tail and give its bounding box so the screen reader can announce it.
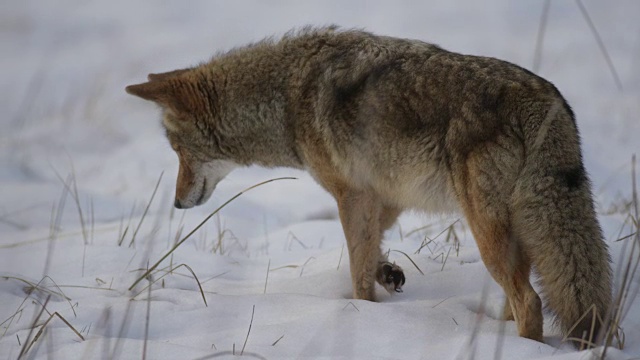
[512,99,612,345]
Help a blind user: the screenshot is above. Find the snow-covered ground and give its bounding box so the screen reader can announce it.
[1,1,639,359]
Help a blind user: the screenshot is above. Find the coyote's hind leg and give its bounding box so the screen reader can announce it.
[455,151,543,341]
[463,202,542,340]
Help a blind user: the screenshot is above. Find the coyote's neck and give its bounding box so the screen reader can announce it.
[209,51,303,169]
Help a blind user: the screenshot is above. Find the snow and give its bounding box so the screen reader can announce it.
[1,0,639,359]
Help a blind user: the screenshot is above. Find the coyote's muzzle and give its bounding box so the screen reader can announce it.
[173,150,237,209]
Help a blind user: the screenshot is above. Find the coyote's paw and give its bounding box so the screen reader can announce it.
[376,262,405,293]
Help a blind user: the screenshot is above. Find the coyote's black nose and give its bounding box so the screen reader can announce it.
[174,199,183,209]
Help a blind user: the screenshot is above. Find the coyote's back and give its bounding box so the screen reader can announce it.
[126,27,612,347]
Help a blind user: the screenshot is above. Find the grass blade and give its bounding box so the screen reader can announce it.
[575,0,623,90]
[533,0,550,72]
[391,250,424,275]
[129,177,296,291]
[240,305,256,355]
[129,172,164,247]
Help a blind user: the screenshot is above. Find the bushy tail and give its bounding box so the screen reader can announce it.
[512,99,612,345]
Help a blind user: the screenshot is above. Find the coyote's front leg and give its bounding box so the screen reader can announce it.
[376,206,405,294]
[336,190,405,300]
[336,189,383,300]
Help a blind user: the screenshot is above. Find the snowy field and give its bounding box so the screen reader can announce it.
[1,1,639,359]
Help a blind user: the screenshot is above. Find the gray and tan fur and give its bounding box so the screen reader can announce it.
[126,27,612,346]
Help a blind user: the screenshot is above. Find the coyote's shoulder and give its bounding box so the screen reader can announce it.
[126,27,612,347]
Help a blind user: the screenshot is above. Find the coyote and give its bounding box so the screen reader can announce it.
[126,27,611,345]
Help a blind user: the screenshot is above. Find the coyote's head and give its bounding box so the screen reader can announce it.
[126,70,238,209]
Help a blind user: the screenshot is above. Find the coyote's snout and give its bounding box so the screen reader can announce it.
[126,27,612,347]
[172,149,237,209]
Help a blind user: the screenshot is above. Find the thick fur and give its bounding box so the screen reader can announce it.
[126,27,612,345]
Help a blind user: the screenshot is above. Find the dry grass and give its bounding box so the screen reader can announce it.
[22,310,85,355]
[50,163,88,245]
[240,305,256,355]
[599,155,640,356]
[130,263,208,306]
[391,249,425,275]
[3,176,294,358]
[6,163,639,359]
[128,177,296,291]
[0,274,79,343]
[263,259,271,294]
[129,172,164,248]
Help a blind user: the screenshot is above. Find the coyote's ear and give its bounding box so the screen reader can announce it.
[125,80,170,103]
[125,80,193,114]
[147,69,190,82]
